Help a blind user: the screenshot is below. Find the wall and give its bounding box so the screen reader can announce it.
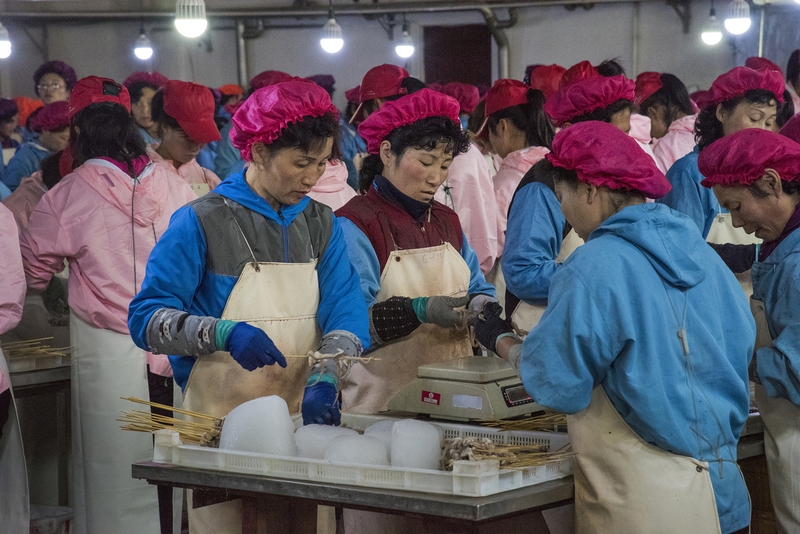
[0,0,780,110]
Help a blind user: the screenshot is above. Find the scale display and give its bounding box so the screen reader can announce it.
[502,384,534,407]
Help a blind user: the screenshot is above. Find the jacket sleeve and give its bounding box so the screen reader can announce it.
[658,156,718,238]
[19,187,73,290]
[338,217,382,308]
[461,233,496,298]
[519,265,620,414]
[315,215,371,350]
[213,124,242,180]
[2,145,39,192]
[503,182,565,302]
[203,167,222,188]
[0,205,25,335]
[757,273,800,405]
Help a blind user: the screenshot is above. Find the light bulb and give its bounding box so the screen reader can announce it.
[395,30,414,59]
[0,24,10,59]
[134,33,153,60]
[724,0,751,35]
[320,18,343,53]
[175,0,208,38]
[701,14,723,45]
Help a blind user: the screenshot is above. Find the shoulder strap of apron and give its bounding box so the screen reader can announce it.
[223,198,259,271]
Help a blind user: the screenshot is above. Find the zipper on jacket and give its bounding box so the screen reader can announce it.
[278,207,289,263]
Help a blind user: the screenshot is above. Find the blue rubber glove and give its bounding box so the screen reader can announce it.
[222,322,287,372]
[301,380,341,426]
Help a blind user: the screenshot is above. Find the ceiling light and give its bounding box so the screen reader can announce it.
[395,21,414,59]
[724,0,751,35]
[134,31,153,60]
[0,24,11,59]
[175,0,208,38]
[701,9,723,45]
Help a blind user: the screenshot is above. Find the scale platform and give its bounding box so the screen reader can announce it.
[387,357,544,421]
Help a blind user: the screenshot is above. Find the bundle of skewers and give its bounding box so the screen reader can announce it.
[442,436,573,470]
[1,337,72,359]
[478,412,567,432]
[118,397,224,447]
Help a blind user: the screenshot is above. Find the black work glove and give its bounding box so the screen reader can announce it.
[471,302,514,353]
[41,277,69,317]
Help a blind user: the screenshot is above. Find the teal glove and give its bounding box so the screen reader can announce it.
[412,295,470,328]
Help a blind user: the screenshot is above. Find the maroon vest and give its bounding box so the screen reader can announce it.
[336,186,464,272]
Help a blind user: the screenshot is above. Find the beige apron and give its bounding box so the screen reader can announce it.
[182,259,321,534]
[341,243,471,415]
[0,349,30,534]
[510,229,584,335]
[706,212,761,298]
[568,387,722,533]
[751,298,800,533]
[189,183,210,198]
[70,314,160,534]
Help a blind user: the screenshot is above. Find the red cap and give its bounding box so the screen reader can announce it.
[249,70,294,91]
[345,86,361,104]
[161,80,221,145]
[527,64,566,99]
[780,113,800,144]
[544,75,635,126]
[442,82,480,114]
[359,64,409,103]
[476,79,530,138]
[634,72,663,106]
[698,128,800,187]
[546,121,671,198]
[123,71,169,89]
[31,101,70,132]
[701,66,785,109]
[230,80,339,161]
[218,84,244,96]
[357,89,460,154]
[13,97,43,126]
[306,74,335,93]
[744,56,783,76]
[68,76,131,119]
[558,61,599,90]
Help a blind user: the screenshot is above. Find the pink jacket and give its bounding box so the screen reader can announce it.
[493,146,550,256]
[3,171,46,232]
[788,83,800,117]
[652,114,697,173]
[435,144,498,274]
[629,113,659,162]
[147,146,221,189]
[1,204,25,393]
[308,160,357,211]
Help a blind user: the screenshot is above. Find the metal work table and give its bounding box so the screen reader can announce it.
[10,365,71,506]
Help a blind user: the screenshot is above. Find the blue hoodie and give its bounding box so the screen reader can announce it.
[128,170,370,389]
[658,148,722,238]
[2,141,50,192]
[520,203,754,533]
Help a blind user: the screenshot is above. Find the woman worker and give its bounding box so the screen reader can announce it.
[33,60,77,105]
[698,128,800,533]
[19,76,197,534]
[128,79,369,532]
[474,121,755,534]
[123,71,169,145]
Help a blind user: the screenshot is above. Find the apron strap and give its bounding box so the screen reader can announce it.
[223,198,259,271]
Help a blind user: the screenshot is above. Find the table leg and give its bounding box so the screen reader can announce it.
[56,386,69,507]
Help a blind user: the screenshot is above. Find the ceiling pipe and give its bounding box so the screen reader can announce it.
[480,7,518,80]
[235,19,248,89]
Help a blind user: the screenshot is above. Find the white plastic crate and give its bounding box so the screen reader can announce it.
[153,413,571,497]
[7,352,70,373]
[30,504,72,534]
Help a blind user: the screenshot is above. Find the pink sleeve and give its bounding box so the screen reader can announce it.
[204,168,222,188]
[446,146,498,274]
[19,188,72,291]
[0,204,26,335]
[652,131,695,174]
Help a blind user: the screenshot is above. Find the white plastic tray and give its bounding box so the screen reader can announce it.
[7,353,70,373]
[153,413,571,497]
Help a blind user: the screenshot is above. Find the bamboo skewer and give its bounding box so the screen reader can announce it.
[478,412,567,432]
[118,397,224,446]
[2,337,73,359]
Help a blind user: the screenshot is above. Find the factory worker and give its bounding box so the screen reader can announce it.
[0,97,20,149]
[3,150,63,232]
[128,80,369,533]
[123,71,169,145]
[636,71,697,173]
[218,83,244,116]
[744,56,796,129]
[0,203,30,533]
[475,121,755,534]
[3,101,69,192]
[698,128,800,533]
[307,159,356,211]
[14,96,43,144]
[33,60,77,105]
[337,89,496,415]
[147,80,222,197]
[19,76,197,534]
[525,64,566,99]
[341,85,367,190]
[659,66,783,240]
[441,81,480,130]
[349,64,410,128]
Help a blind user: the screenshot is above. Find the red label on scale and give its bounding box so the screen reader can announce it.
[421,391,441,405]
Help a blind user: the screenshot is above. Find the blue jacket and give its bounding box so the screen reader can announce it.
[752,227,800,405]
[658,147,722,238]
[520,203,754,533]
[213,121,243,180]
[2,142,50,192]
[196,141,218,172]
[502,182,566,302]
[128,171,370,389]
[339,119,366,191]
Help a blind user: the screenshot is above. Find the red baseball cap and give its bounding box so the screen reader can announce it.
[162,80,221,145]
[559,61,599,90]
[68,76,131,119]
[345,86,361,104]
[528,64,567,99]
[348,64,409,124]
[635,72,663,106]
[476,79,530,138]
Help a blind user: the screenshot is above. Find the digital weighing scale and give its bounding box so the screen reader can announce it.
[387,356,546,421]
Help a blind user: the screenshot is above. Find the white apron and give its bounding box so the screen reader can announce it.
[341,243,472,415]
[484,256,506,312]
[0,349,30,534]
[510,229,584,335]
[189,183,210,198]
[183,259,322,534]
[568,387,722,533]
[706,212,761,298]
[70,314,160,534]
[751,298,800,533]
